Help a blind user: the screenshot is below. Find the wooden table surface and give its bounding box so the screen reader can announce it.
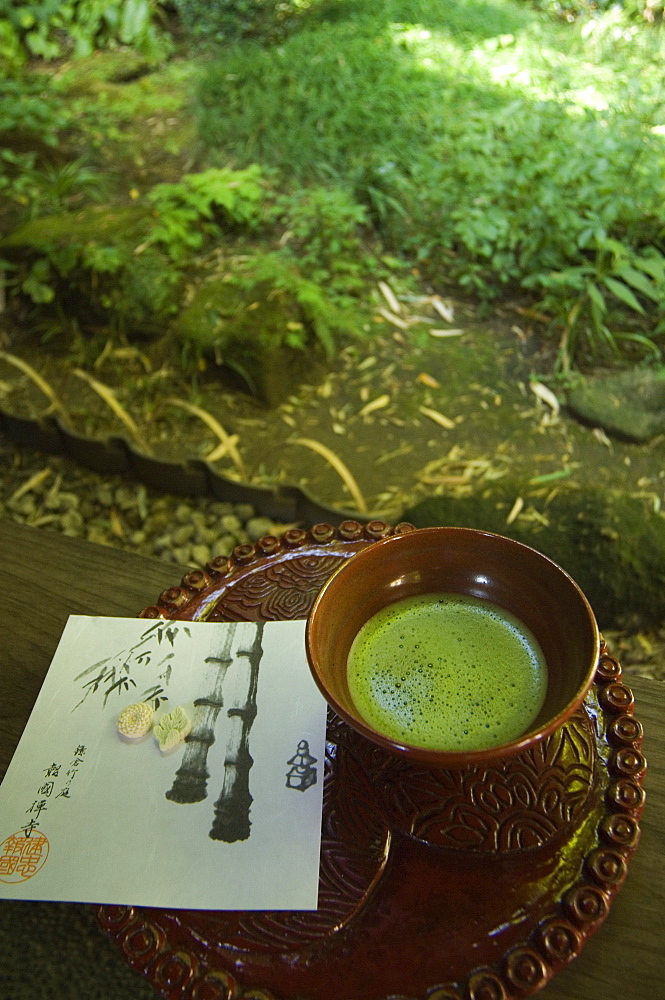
[1,519,663,1000]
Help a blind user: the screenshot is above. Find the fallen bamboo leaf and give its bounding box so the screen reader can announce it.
[166,398,245,478]
[528,468,575,485]
[409,315,437,325]
[288,437,367,513]
[506,496,524,525]
[418,373,441,389]
[109,508,125,539]
[375,443,414,465]
[93,339,114,370]
[359,394,391,418]
[514,305,551,324]
[108,346,153,373]
[419,475,471,486]
[428,329,464,338]
[430,297,455,323]
[0,350,71,426]
[636,633,654,655]
[592,427,613,450]
[377,281,402,315]
[206,434,240,461]
[530,380,560,416]
[73,369,149,453]
[377,307,410,330]
[8,467,52,504]
[525,508,550,527]
[418,405,456,430]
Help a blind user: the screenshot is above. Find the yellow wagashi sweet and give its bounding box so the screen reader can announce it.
[116,702,154,741]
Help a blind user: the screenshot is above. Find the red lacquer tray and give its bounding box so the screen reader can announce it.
[97,520,647,1000]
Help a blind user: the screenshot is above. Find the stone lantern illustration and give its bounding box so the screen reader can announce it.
[286,740,317,792]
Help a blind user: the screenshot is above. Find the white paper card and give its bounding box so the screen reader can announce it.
[0,615,327,910]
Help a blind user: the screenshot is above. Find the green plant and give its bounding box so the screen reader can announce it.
[530,0,664,22]
[0,203,182,341]
[146,166,267,260]
[1,167,273,348]
[527,237,665,370]
[232,251,359,356]
[193,2,665,368]
[174,0,314,43]
[0,0,169,62]
[275,186,376,303]
[0,73,98,225]
[0,73,71,143]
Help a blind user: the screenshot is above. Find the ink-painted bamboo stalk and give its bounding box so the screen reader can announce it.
[209,623,264,842]
[165,623,237,804]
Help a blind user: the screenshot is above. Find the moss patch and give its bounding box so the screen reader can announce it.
[172,275,325,406]
[566,368,665,442]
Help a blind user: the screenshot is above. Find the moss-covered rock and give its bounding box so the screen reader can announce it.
[403,488,665,630]
[55,51,155,91]
[172,274,325,406]
[1,205,181,336]
[0,205,151,249]
[566,368,665,442]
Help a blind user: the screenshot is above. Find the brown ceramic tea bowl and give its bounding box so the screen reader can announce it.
[306,526,600,767]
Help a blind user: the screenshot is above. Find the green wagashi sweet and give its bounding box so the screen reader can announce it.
[154,706,192,752]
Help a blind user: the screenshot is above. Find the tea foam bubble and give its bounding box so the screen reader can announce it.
[347,593,548,752]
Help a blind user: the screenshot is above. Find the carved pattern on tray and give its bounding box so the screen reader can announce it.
[98,522,647,1000]
[206,555,347,623]
[336,704,597,853]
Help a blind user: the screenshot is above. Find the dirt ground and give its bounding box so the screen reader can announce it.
[2,290,664,679]
[3,292,663,518]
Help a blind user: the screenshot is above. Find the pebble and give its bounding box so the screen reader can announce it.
[197,526,218,546]
[219,514,242,533]
[172,524,195,546]
[246,516,278,542]
[61,509,84,533]
[191,543,211,566]
[234,503,255,521]
[0,440,282,570]
[211,534,237,558]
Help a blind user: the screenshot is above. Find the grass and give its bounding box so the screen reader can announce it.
[191,0,665,362]
[3,0,665,372]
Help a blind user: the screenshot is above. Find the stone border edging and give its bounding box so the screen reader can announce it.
[0,406,368,527]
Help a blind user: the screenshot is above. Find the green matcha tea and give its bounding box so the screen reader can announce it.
[347,593,548,752]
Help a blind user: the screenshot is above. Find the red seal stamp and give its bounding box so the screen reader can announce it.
[0,830,49,883]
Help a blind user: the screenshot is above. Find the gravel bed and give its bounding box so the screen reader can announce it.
[0,436,282,568]
[3,434,664,680]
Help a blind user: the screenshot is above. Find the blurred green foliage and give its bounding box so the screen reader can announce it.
[531,0,663,22]
[146,166,267,259]
[194,0,665,365]
[0,0,169,66]
[2,0,665,373]
[172,0,315,43]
